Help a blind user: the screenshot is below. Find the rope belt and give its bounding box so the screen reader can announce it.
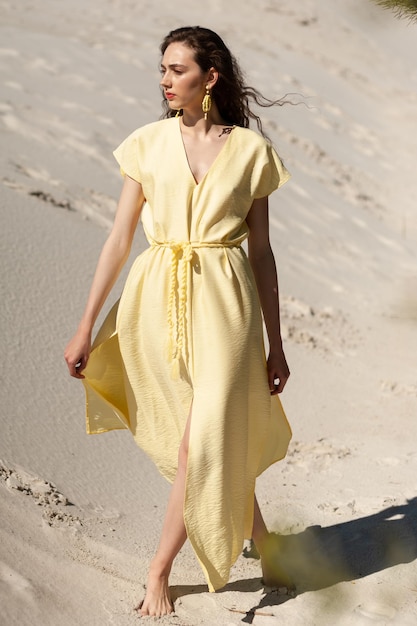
[150,239,242,379]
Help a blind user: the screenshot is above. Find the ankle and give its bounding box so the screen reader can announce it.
[253,530,271,557]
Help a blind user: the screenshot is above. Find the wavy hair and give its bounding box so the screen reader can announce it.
[160,26,290,139]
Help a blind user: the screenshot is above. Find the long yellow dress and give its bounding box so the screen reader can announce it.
[82,117,292,591]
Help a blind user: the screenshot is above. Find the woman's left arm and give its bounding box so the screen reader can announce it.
[246,196,290,394]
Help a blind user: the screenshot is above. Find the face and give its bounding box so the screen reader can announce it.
[160,42,210,112]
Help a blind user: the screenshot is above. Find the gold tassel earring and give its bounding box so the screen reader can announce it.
[202,86,212,120]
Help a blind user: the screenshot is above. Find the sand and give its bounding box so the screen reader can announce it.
[1,0,417,624]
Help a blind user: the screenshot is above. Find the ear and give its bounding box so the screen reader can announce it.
[206,67,219,89]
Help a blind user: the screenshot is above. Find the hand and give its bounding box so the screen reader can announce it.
[267,346,290,395]
[64,329,91,379]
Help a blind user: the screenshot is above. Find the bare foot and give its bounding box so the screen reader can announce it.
[261,557,293,589]
[135,565,174,617]
[260,534,295,590]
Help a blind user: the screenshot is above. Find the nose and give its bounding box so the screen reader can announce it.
[160,71,170,88]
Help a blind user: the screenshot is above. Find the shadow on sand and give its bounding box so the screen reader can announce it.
[171,498,417,621]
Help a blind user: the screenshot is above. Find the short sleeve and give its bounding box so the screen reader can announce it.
[252,142,290,199]
[113,129,142,183]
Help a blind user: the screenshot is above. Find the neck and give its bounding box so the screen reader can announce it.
[180,103,225,134]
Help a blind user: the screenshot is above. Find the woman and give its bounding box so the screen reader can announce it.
[65,26,292,617]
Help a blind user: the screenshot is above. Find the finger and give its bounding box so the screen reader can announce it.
[268,370,279,395]
[277,369,291,393]
[69,366,85,379]
[75,358,86,379]
[270,373,288,395]
[275,378,286,393]
[67,358,86,379]
[270,381,280,395]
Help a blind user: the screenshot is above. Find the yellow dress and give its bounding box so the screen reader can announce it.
[82,117,292,591]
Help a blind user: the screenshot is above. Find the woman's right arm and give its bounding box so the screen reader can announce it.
[64,175,145,378]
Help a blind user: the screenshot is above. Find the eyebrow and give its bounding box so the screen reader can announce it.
[160,63,188,70]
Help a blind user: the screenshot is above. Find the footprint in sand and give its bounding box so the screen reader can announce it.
[13,162,61,186]
[380,380,417,397]
[28,56,59,75]
[285,438,351,472]
[277,127,385,217]
[0,460,82,528]
[280,295,360,356]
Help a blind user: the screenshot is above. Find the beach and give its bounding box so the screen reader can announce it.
[1,0,417,624]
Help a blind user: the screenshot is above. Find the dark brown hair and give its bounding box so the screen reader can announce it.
[160,26,289,138]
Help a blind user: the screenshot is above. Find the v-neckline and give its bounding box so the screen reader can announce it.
[177,117,235,186]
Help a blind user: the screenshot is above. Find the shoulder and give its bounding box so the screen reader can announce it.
[233,126,264,141]
[232,127,290,195]
[113,118,177,176]
[232,127,286,171]
[232,126,274,153]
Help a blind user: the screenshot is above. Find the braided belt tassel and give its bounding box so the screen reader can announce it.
[166,243,193,380]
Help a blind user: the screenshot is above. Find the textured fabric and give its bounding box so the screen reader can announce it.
[82,117,292,591]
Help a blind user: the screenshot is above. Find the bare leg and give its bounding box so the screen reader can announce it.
[137,413,192,617]
[252,495,293,588]
[252,495,269,551]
